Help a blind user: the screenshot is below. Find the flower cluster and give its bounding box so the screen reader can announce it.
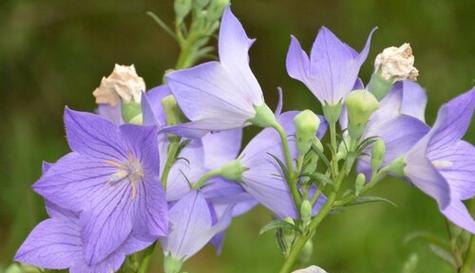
[14,4,475,273]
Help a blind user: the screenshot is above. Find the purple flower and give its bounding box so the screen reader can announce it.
[357,81,430,173]
[15,203,153,273]
[239,111,327,219]
[286,27,376,105]
[160,191,232,261]
[404,88,475,233]
[165,6,266,134]
[32,108,168,264]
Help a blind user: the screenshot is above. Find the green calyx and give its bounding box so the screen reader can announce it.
[122,101,143,125]
[345,90,379,140]
[220,159,247,181]
[322,100,343,125]
[294,110,321,156]
[249,104,278,128]
[161,95,186,126]
[367,71,394,101]
[164,254,184,273]
[383,156,407,177]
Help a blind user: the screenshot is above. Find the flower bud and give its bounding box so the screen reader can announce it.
[298,240,314,265]
[345,90,379,140]
[249,104,278,128]
[355,173,366,196]
[294,110,321,156]
[374,43,419,82]
[164,254,183,273]
[174,0,193,24]
[207,0,230,21]
[371,139,386,172]
[220,160,247,181]
[193,0,210,10]
[93,64,146,106]
[161,95,185,125]
[300,200,312,226]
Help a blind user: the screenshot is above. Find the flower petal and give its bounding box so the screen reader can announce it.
[15,218,81,269]
[442,199,475,234]
[142,85,171,127]
[202,129,243,169]
[286,36,311,87]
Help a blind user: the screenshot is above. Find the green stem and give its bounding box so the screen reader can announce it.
[160,136,181,188]
[273,123,302,208]
[328,122,339,179]
[192,169,222,189]
[137,243,157,273]
[461,236,475,273]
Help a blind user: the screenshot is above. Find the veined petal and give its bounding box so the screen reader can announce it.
[161,191,232,260]
[286,36,311,87]
[428,87,475,153]
[442,199,475,234]
[119,124,160,172]
[64,108,126,161]
[96,104,123,125]
[15,218,82,269]
[202,129,243,169]
[142,85,171,127]
[33,152,116,212]
[399,80,428,122]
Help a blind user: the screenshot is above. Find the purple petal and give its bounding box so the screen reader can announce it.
[45,200,78,219]
[15,218,82,269]
[202,129,242,169]
[160,191,232,260]
[399,80,428,122]
[64,108,126,161]
[442,199,475,234]
[142,85,171,126]
[286,36,311,87]
[96,104,124,125]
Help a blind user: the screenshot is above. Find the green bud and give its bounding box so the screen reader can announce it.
[207,0,230,21]
[164,254,184,273]
[322,101,343,124]
[161,95,185,125]
[355,173,366,196]
[384,156,406,177]
[345,90,379,140]
[283,217,295,225]
[122,101,143,125]
[193,0,210,9]
[174,0,193,23]
[300,200,312,226]
[294,110,321,156]
[298,240,314,265]
[313,139,324,153]
[371,139,386,172]
[336,139,348,160]
[249,104,278,128]
[367,72,394,101]
[220,160,247,181]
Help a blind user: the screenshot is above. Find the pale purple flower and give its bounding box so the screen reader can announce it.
[357,81,430,173]
[404,88,475,233]
[160,190,232,261]
[239,111,327,219]
[165,6,265,134]
[15,203,153,273]
[286,26,376,105]
[32,108,168,264]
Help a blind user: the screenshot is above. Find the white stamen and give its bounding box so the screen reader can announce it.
[432,160,453,169]
[105,153,144,200]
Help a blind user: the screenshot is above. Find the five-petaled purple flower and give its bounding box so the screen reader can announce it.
[32,108,168,265]
[286,26,376,105]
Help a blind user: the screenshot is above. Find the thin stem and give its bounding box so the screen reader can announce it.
[192,169,222,189]
[272,123,302,208]
[160,136,181,188]
[328,122,339,179]
[461,236,475,273]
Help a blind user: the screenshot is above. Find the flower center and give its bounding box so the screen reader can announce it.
[105,153,144,199]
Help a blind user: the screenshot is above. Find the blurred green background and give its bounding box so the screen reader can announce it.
[1,0,475,272]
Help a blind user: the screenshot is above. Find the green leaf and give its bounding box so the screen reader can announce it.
[259,219,299,235]
[267,153,289,179]
[428,244,457,268]
[311,143,330,167]
[404,231,451,250]
[300,173,334,187]
[345,196,397,208]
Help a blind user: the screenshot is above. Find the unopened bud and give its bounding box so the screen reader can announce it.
[93,64,146,106]
[298,240,314,265]
[355,173,366,196]
[161,95,185,125]
[193,0,210,10]
[294,110,320,156]
[345,90,379,140]
[371,139,386,171]
[375,43,419,82]
[174,0,193,24]
[220,160,247,181]
[300,200,312,226]
[207,0,230,21]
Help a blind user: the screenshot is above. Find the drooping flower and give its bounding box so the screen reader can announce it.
[93,64,146,106]
[286,26,376,105]
[165,6,270,134]
[238,111,327,219]
[32,108,168,264]
[160,191,232,262]
[15,203,153,273]
[403,87,475,233]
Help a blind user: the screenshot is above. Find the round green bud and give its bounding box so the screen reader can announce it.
[220,160,247,181]
[355,173,366,196]
[294,110,321,156]
[345,90,379,140]
[300,200,312,226]
[371,139,386,172]
[249,104,278,128]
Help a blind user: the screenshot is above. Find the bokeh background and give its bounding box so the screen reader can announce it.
[1,0,475,272]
